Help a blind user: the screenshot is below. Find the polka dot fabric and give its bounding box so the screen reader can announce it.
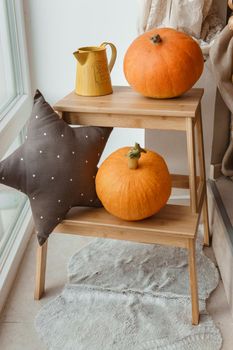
[0,90,112,245]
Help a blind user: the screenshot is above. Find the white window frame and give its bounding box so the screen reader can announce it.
[0,0,34,313]
[0,0,32,158]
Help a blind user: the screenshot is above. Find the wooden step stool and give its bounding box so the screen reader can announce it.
[34,86,210,325]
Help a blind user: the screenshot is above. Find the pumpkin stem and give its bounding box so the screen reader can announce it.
[127,143,147,169]
[150,34,162,44]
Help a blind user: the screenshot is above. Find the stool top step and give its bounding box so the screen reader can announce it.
[54,86,203,118]
[54,204,199,247]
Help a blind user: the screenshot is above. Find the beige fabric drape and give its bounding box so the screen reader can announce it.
[210,90,231,167]
[209,25,233,178]
[138,0,223,56]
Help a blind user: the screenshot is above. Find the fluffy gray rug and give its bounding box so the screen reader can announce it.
[35,229,222,350]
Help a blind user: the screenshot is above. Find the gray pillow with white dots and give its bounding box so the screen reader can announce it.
[0,90,112,245]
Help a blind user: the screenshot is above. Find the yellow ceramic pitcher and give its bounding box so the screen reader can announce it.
[73,42,117,96]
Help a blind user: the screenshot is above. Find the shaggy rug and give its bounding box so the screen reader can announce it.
[35,229,222,350]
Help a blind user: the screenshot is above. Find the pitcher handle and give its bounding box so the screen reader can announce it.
[100,42,117,72]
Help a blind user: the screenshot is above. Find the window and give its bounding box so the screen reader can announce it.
[0,1,16,114]
[0,0,32,160]
[0,0,23,118]
[0,0,33,312]
[0,131,28,270]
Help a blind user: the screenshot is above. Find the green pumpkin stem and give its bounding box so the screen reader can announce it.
[127,143,147,169]
[150,34,162,44]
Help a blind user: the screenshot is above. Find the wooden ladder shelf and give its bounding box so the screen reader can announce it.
[34,86,210,326]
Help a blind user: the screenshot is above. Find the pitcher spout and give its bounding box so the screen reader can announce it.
[73,50,88,65]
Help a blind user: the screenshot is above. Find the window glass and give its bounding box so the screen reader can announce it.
[0,132,27,264]
[0,0,17,116]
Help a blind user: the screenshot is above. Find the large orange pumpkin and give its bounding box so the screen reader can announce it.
[96,144,171,221]
[124,28,204,98]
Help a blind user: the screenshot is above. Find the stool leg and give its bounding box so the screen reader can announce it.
[188,239,199,325]
[34,240,48,300]
[186,117,197,213]
[196,107,210,246]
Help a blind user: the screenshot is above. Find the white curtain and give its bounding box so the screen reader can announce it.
[137,0,224,56]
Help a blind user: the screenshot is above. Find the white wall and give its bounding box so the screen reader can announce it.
[23,0,144,160]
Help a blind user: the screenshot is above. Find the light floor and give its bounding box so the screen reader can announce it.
[0,232,233,350]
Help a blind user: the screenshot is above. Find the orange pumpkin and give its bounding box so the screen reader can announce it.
[228,0,233,10]
[124,28,204,98]
[96,144,171,221]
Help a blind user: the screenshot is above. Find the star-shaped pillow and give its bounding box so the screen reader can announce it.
[0,91,112,245]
